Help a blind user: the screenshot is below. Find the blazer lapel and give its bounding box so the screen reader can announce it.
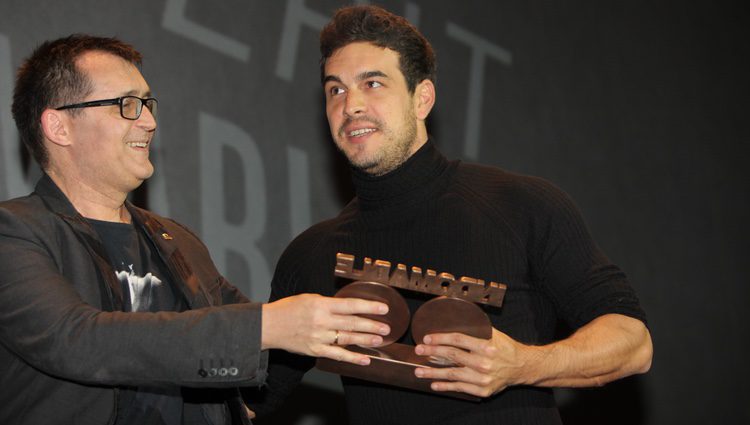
[129,206,209,309]
[58,213,125,312]
[33,175,124,311]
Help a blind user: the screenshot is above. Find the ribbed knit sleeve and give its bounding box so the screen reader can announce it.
[517,176,647,328]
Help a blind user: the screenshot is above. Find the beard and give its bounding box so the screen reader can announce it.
[336,107,418,176]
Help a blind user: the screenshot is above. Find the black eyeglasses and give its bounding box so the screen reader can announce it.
[56,96,158,120]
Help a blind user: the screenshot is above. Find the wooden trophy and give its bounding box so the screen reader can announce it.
[316,253,506,401]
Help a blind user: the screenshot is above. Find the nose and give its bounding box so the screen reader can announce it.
[344,89,366,117]
[136,105,157,131]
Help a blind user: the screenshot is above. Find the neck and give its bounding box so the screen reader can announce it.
[46,168,131,223]
[351,139,451,208]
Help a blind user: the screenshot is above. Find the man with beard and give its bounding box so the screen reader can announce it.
[249,5,652,425]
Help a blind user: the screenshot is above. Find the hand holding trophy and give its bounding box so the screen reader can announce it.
[317,253,506,400]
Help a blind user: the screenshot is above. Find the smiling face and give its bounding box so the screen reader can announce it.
[324,42,432,176]
[61,51,156,195]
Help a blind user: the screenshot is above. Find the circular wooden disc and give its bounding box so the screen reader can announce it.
[334,281,410,346]
[411,296,492,346]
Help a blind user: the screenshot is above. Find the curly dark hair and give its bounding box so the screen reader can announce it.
[11,34,142,168]
[319,5,436,93]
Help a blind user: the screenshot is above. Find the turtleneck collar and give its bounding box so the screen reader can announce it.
[351,140,454,212]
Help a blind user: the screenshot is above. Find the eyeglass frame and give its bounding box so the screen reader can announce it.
[55,95,158,120]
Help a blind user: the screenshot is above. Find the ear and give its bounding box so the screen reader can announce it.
[40,109,72,147]
[413,79,436,121]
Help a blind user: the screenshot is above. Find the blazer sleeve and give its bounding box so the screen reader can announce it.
[0,206,267,388]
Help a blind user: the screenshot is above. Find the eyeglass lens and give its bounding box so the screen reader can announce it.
[122,96,157,119]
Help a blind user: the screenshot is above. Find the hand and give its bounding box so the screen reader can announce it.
[262,293,390,365]
[413,328,531,398]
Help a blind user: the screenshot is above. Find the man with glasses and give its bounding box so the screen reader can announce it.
[56,95,159,121]
[0,34,390,425]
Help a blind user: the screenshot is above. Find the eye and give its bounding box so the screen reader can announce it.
[366,81,383,89]
[329,86,345,96]
[121,97,138,113]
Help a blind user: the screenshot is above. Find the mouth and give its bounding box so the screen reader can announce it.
[348,128,377,137]
[126,140,150,150]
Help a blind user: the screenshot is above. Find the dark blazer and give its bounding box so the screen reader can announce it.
[0,175,267,425]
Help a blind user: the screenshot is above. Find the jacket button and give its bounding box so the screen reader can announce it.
[209,368,218,377]
[229,367,239,376]
[219,368,229,376]
[198,369,208,377]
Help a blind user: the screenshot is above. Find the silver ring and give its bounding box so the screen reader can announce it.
[333,330,340,345]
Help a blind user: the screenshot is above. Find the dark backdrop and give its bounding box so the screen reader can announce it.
[1,1,747,423]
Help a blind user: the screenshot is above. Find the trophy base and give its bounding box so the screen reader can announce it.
[316,343,479,401]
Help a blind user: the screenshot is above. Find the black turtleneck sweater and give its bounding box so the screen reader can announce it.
[250,141,646,425]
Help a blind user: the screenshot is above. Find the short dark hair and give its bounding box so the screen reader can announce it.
[11,34,142,168]
[319,5,436,93]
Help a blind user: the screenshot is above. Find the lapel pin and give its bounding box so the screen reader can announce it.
[162,232,173,240]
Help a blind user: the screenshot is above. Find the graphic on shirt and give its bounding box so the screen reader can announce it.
[115,264,163,312]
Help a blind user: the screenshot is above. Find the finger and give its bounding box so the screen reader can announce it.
[414,365,483,385]
[331,315,391,336]
[429,380,494,398]
[335,330,385,347]
[318,346,373,366]
[415,344,477,368]
[330,297,389,315]
[422,332,485,351]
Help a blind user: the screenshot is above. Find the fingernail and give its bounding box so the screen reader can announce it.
[415,345,424,355]
[415,368,424,377]
[372,336,383,345]
[359,357,371,366]
[423,335,432,344]
[380,326,390,335]
[379,304,389,314]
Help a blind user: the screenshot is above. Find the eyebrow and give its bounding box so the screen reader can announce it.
[358,70,388,81]
[323,75,342,85]
[323,70,390,85]
[121,89,153,97]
